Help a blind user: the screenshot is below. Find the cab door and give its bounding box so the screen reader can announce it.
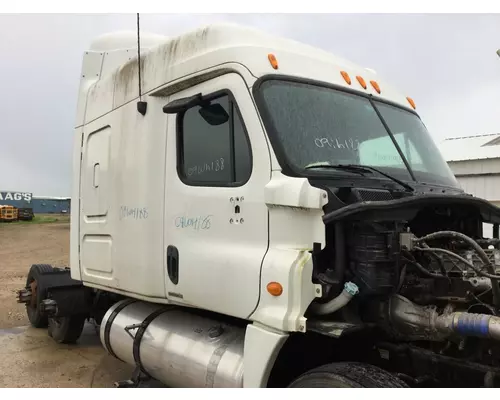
[163,73,271,319]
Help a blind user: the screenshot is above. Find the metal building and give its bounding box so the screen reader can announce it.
[31,196,71,214]
[0,191,32,208]
[441,133,500,238]
[0,191,70,214]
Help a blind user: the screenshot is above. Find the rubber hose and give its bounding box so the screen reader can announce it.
[310,281,359,316]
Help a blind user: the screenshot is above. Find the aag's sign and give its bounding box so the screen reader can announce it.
[0,191,32,202]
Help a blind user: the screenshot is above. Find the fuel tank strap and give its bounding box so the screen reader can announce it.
[104,298,137,361]
[132,306,176,378]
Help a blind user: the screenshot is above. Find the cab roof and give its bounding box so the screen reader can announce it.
[78,23,416,126]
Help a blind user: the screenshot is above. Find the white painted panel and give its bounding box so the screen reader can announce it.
[82,126,111,218]
[78,97,168,298]
[75,51,104,127]
[163,73,270,319]
[70,127,83,281]
[82,235,113,277]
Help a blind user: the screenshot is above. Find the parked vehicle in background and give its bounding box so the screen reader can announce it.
[0,205,18,222]
[16,208,34,221]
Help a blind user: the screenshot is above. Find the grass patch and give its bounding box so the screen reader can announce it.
[1,214,70,226]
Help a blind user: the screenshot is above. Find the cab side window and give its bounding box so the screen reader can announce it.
[178,94,252,186]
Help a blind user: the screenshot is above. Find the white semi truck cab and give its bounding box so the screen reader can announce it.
[17,23,500,388]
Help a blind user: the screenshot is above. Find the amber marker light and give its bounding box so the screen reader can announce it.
[267,282,283,296]
[356,75,367,89]
[407,97,416,109]
[268,54,279,70]
[340,71,352,85]
[370,80,381,94]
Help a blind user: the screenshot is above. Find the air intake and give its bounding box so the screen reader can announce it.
[353,188,394,202]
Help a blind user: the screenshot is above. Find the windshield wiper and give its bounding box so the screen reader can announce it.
[304,163,414,192]
[304,163,366,175]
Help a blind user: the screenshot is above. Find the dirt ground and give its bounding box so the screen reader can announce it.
[0,220,136,388]
[0,222,70,329]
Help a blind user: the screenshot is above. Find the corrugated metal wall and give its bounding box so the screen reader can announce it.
[0,191,32,208]
[448,159,500,238]
[448,159,500,203]
[0,198,31,208]
[455,176,500,203]
[0,191,70,214]
[30,199,71,214]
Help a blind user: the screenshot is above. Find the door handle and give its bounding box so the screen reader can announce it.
[93,163,100,188]
[166,245,179,285]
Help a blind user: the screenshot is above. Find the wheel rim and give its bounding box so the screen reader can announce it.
[26,278,38,318]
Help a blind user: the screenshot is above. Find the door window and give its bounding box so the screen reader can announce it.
[177,93,252,186]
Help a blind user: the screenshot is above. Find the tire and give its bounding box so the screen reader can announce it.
[48,315,86,344]
[287,362,409,388]
[25,264,54,328]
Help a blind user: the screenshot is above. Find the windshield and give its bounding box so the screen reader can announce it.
[255,79,459,189]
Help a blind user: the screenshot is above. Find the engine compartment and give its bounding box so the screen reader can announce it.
[309,185,500,387]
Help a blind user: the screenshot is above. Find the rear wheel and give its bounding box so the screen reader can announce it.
[287,362,409,388]
[25,264,53,328]
[48,315,86,344]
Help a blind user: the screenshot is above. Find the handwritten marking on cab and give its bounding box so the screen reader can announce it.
[175,215,212,230]
[315,137,359,150]
[188,158,225,177]
[120,206,149,220]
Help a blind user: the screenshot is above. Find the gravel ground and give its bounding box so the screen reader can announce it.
[0,220,136,388]
[0,221,70,329]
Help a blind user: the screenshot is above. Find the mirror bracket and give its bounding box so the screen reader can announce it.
[163,93,203,114]
[163,93,229,125]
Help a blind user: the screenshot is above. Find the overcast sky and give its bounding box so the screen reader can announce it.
[1,13,499,196]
